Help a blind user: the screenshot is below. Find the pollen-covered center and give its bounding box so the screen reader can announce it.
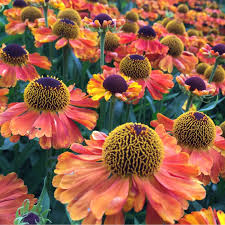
[120,54,151,80]
[57,8,81,26]
[122,22,138,33]
[204,65,225,83]
[21,6,42,22]
[13,0,27,8]
[187,29,198,37]
[173,112,216,150]
[160,35,184,57]
[22,212,40,225]
[212,44,225,55]
[0,44,28,66]
[196,63,209,75]
[166,19,186,35]
[104,32,119,51]
[52,19,79,39]
[93,13,113,26]
[178,4,189,13]
[24,77,70,112]
[138,26,156,40]
[103,123,164,177]
[185,76,206,91]
[103,74,128,94]
[125,11,139,22]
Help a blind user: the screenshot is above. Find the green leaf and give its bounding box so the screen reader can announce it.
[199,96,225,112]
[38,177,50,215]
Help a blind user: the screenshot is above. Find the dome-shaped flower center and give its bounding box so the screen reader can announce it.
[196,63,209,75]
[122,22,138,33]
[125,11,139,22]
[93,13,113,26]
[57,8,81,26]
[138,25,156,40]
[13,0,27,8]
[185,76,206,91]
[103,74,128,94]
[22,212,40,224]
[120,54,151,80]
[195,7,202,12]
[187,29,198,37]
[178,4,189,13]
[24,77,70,112]
[21,6,42,22]
[166,19,186,35]
[162,17,172,27]
[220,121,225,138]
[212,44,225,55]
[52,19,79,39]
[211,12,218,18]
[104,32,119,51]
[0,44,28,66]
[103,123,164,177]
[173,112,216,150]
[204,65,225,83]
[142,4,150,12]
[160,35,184,57]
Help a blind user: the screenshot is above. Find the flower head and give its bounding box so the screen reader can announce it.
[21,6,42,22]
[204,65,225,83]
[13,0,27,8]
[196,63,210,75]
[166,19,186,35]
[0,76,99,149]
[177,4,189,13]
[57,8,81,26]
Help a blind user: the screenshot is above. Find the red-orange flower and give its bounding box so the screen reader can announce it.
[158,35,198,73]
[0,76,99,149]
[0,88,9,112]
[53,123,205,224]
[178,207,225,225]
[151,112,225,185]
[0,172,36,224]
[119,54,174,100]
[0,44,51,87]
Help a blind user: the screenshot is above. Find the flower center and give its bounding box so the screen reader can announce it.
[138,26,156,40]
[220,121,225,138]
[93,13,113,26]
[211,12,218,18]
[162,17,172,27]
[166,19,186,35]
[122,22,138,33]
[13,0,27,8]
[160,35,184,57]
[178,4,189,13]
[185,77,206,91]
[52,19,79,39]
[103,74,128,94]
[24,77,70,112]
[125,11,139,22]
[173,112,216,150]
[187,29,199,37]
[142,4,150,12]
[103,123,164,177]
[21,6,42,22]
[204,65,225,83]
[196,63,209,75]
[22,213,40,224]
[0,44,28,66]
[104,32,119,51]
[120,54,151,80]
[212,44,225,56]
[57,8,81,26]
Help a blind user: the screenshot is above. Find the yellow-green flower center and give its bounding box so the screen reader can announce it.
[196,63,210,75]
[122,22,139,33]
[24,77,70,112]
[21,6,42,22]
[104,32,119,51]
[173,112,216,150]
[125,11,139,22]
[57,8,81,26]
[103,123,164,177]
[204,65,225,83]
[166,19,186,35]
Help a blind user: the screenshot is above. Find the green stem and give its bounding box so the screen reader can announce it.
[185,95,193,112]
[43,5,48,27]
[208,61,218,83]
[63,46,69,80]
[125,104,130,122]
[109,96,116,131]
[98,100,106,130]
[138,96,145,122]
[99,31,106,72]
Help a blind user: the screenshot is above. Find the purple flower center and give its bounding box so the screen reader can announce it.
[129,54,145,60]
[185,76,206,91]
[13,0,27,7]
[3,44,27,57]
[93,13,113,25]
[35,77,61,89]
[133,124,146,135]
[193,112,205,120]
[22,213,40,224]
[60,18,75,25]
[212,44,225,55]
[138,26,156,38]
[103,74,128,94]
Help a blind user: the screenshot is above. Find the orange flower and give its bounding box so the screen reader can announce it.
[53,123,205,224]
[0,0,10,5]
[151,111,225,185]
[0,44,51,87]
[158,35,198,73]
[87,65,142,102]
[178,207,225,225]
[0,76,99,149]
[0,88,9,112]
[119,54,174,100]
[0,172,36,224]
